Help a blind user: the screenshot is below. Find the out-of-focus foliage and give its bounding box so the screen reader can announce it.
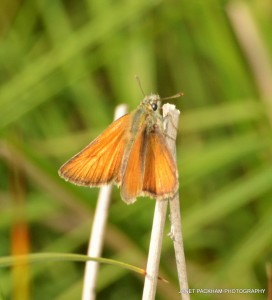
[0,0,271,299]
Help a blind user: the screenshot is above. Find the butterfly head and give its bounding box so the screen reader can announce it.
[141,94,162,112]
[141,92,183,113]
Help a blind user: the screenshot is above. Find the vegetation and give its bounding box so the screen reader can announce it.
[0,0,271,299]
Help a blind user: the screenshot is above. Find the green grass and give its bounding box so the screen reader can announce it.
[0,0,271,299]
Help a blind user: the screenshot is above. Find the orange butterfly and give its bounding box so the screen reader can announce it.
[58,93,181,204]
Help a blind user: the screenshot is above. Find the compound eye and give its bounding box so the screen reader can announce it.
[151,103,158,111]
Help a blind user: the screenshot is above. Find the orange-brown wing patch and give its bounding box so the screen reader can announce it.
[143,130,178,199]
[58,114,131,186]
[120,125,146,204]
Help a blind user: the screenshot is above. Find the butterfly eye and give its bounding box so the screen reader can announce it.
[151,103,158,111]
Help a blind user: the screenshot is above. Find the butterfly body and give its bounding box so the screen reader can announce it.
[59,94,178,204]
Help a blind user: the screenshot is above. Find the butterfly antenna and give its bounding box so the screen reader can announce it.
[161,92,184,101]
[135,75,146,97]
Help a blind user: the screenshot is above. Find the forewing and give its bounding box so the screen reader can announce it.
[120,125,146,204]
[58,114,131,186]
[143,130,178,199]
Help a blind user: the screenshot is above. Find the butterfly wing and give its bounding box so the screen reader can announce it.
[120,124,178,203]
[58,114,131,186]
[142,129,178,199]
[120,124,147,204]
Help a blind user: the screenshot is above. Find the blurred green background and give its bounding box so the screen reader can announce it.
[0,0,272,299]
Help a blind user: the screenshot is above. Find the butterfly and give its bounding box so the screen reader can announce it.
[58,93,181,204]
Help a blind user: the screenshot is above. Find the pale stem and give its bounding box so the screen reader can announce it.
[81,104,128,300]
[163,104,190,300]
[142,103,183,300]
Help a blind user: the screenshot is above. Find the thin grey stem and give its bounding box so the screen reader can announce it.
[142,103,180,300]
[163,104,190,300]
[81,104,128,300]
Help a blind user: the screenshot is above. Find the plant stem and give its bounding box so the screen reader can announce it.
[81,104,128,300]
[142,103,180,300]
